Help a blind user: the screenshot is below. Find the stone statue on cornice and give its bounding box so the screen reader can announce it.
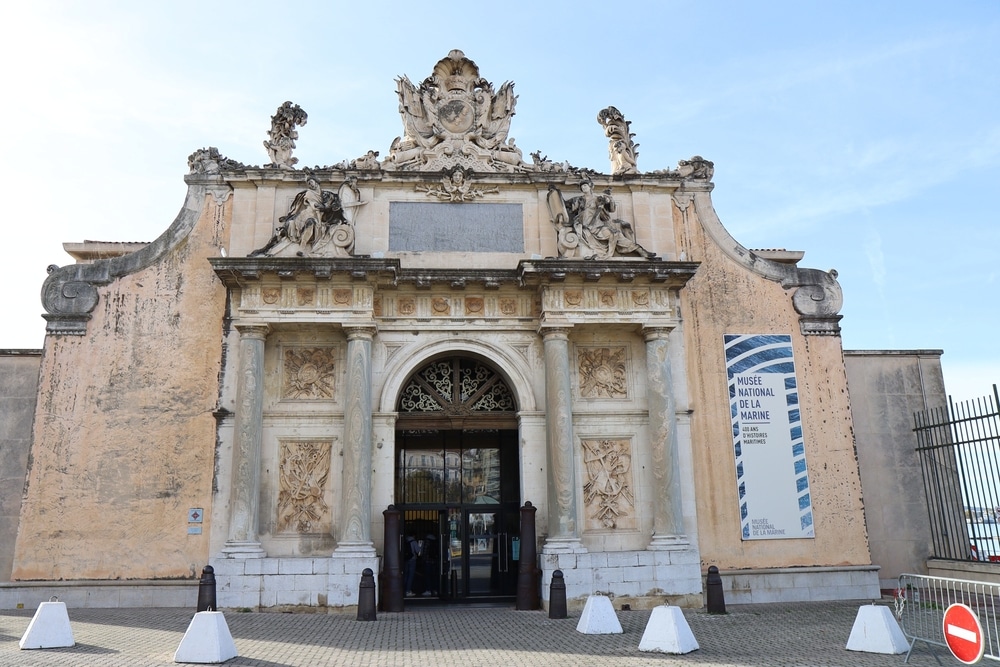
[250,176,365,258]
[547,178,656,260]
[263,101,308,169]
[598,106,639,176]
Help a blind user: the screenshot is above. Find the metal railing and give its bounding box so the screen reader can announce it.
[914,385,1000,561]
[897,573,1000,663]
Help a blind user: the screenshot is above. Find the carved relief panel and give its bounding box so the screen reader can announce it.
[280,346,338,400]
[276,440,332,534]
[581,438,635,531]
[577,346,629,399]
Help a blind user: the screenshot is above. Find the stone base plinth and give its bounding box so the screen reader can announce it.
[211,554,380,610]
[539,549,703,611]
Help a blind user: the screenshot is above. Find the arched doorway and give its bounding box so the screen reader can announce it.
[394,356,520,603]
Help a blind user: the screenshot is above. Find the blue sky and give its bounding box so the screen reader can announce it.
[1,1,997,402]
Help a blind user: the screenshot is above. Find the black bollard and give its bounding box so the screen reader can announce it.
[197,565,217,612]
[548,570,567,619]
[516,501,540,610]
[357,568,377,621]
[706,565,726,614]
[382,505,404,612]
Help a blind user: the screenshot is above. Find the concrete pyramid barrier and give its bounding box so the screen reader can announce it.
[639,605,699,654]
[19,599,75,649]
[576,595,623,634]
[173,611,238,664]
[845,604,909,654]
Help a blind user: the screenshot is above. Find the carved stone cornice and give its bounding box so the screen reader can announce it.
[209,257,401,289]
[518,259,698,290]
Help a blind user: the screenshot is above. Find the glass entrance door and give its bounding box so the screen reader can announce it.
[465,509,518,597]
[397,429,520,602]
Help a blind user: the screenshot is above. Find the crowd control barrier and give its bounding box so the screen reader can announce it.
[897,573,1000,663]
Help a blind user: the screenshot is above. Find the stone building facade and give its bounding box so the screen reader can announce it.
[7,51,879,609]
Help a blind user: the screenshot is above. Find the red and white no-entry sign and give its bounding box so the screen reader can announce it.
[943,603,986,664]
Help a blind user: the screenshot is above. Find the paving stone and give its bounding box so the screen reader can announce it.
[0,600,967,666]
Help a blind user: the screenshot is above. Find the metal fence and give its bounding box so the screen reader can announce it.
[897,573,1000,663]
[914,385,1000,561]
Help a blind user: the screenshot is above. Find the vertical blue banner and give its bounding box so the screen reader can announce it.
[724,334,814,540]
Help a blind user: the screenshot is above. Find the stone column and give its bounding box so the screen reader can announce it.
[643,326,689,549]
[540,327,584,553]
[335,325,376,554]
[222,324,268,558]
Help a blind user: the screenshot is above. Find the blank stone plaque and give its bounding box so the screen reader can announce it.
[389,202,524,252]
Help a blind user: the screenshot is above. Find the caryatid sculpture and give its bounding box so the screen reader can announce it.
[547,178,655,260]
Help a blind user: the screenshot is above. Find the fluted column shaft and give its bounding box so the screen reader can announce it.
[223,324,268,556]
[541,327,584,553]
[336,326,375,551]
[644,327,688,548]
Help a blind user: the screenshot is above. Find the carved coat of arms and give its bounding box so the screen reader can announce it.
[383,50,523,173]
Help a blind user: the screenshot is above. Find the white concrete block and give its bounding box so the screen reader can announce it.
[19,600,75,649]
[576,595,623,634]
[845,605,909,654]
[638,605,699,654]
[173,611,238,664]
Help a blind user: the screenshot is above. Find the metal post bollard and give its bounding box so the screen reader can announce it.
[357,568,377,621]
[197,565,217,612]
[706,565,726,614]
[548,570,567,619]
[516,501,539,610]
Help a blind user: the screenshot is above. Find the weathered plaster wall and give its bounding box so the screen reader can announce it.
[844,349,945,588]
[0,350,41,581]
[11,192,229,580]
[678,196,871,570]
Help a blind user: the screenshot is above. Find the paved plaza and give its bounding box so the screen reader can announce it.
[0,600,964,666]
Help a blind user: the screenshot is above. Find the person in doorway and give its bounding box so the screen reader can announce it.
[422,534,439,596]
[404,533,419,596]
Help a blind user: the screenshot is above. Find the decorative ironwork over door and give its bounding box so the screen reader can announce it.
[397,357,517,429]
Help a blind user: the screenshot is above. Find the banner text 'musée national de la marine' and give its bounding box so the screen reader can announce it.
[724,334,814,540]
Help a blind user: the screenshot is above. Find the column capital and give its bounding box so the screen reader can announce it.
[235,323,270,339]
[538,325,573,340]
[641,325,675,342]
[343,324,377,341]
